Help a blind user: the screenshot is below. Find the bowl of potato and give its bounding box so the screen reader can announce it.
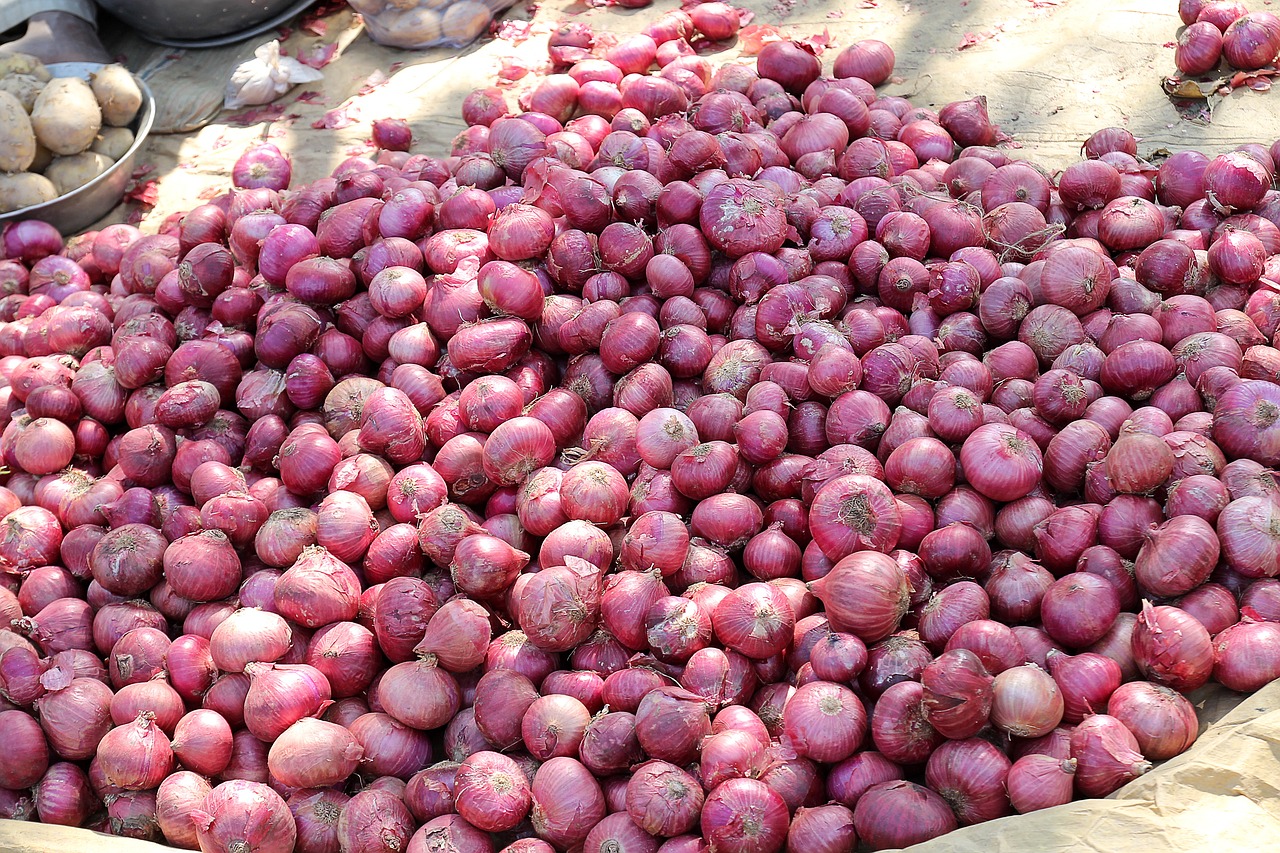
[0,58,155,235]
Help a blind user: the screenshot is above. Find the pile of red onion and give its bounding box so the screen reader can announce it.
[3,8,1280,852]
[1174,0,1280,77]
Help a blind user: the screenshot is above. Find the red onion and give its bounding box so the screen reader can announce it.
[191,780,296,853]
[171,709,234,777]
[35,676,113,760]
[581,710,643,777]
[1105,431,1173,494]
[782,680,867,763]
[290,788,349,853]
[242,662,332,742]
[921,649,994,739]
[1106,681,1198,760]
[404,764,458,824]
[984,553,1053,624]
[1007,754,1077,814]
[1212,618,1280,692]
[379,658,460,731]
[517,556,603,653]
[923,737,1011,825]
[960,423,1043,502]
[337,789,414,853]
[626,760,704,837]
[991,664,1064,738]
[808,551,909,643]
[16,34,1280,852]
[105,788,161,840]
[584,813,660,853]
[918,581,991,650]
[1217,496,1280,577]
[518,694,588,761]
[406,815,492,853]
[853,781,956,849]
[834,39,896,86]
[1041,572,1121,648]
[167,634,217,704]
[154,771,212,847]
[1048,650,1123,723]
[808,631,868,685]
[870,680,942,764]
[416,597,491,673]
[454,751,532,832]
[699,727,766,791]
[710,582,793,660]
[110,680,183,733]
[529,757,605,848]
[0,709,48,789]
[474,667,540,749]
[308,621,379,697]
[700,778,789,853]
[636,686,711,765]
[35,761,99,829]
[268,717,363,788]
[164,529,242,603]
[1132,602,1214,691]
[209,608,292,673]
[1069,713,1152,797]
[1224,13,1280,71]
[1134,515,1220,597]
[350,713,433,779]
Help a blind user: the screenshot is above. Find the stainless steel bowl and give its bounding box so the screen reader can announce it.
[95,0,316,47]
[0,63,155,236]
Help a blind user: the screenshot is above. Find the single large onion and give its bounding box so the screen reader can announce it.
[852,781,956,850]
[1106,681,1198,760]
[1132,602,1214,692]
[267,718,364,788]
[191,780,297,853]
[1212,618,1280,692]
[1069,714,1152,797]
[700,778,790,853]
[809,551,910,643]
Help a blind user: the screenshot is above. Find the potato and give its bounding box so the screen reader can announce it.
[0,54,49,83]
[346,0,387,11]
[30,142,52,173]
[0,75,45,113]
[441,2,491,43]
[368,8,443,47]
[31,77,100,156]
[44,151,113,195]
[0,172,56,212]
[90,127,133,161]
[0,90,36,173]
[90,64,142,127]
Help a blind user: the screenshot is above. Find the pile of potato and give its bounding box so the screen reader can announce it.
[352,0,500,49]
[0,56,142,213]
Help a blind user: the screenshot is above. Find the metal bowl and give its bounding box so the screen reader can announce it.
[95,0,316,47]
[0,63,155,236]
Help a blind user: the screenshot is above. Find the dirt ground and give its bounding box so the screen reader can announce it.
[96,0,1280,232]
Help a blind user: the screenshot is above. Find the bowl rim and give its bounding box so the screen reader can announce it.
[96,0,318,49]
[0,62,156,230]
